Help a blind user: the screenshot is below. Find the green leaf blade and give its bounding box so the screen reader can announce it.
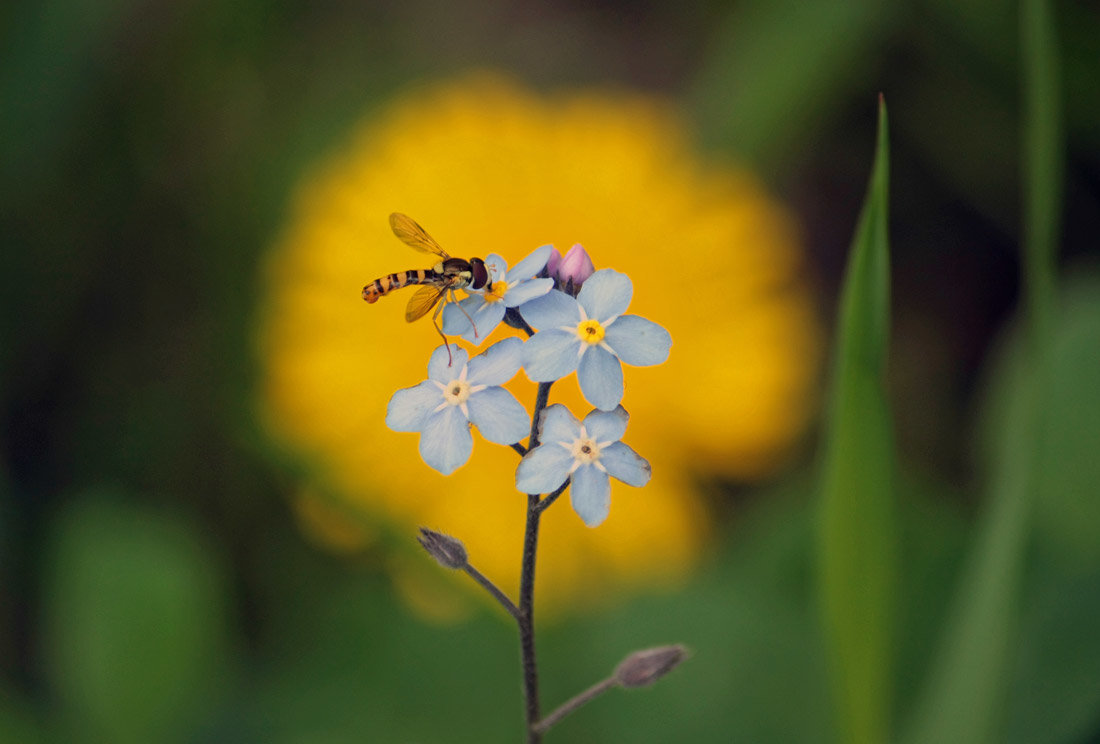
[1021,0,1063,342]
[817,97,897,744]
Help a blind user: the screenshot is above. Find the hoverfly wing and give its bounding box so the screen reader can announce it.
[389,213,450,259]
[405,284,447,323]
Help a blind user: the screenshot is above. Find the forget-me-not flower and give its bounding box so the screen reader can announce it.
[515,404,650,527]
[387,338,529,475]
[441,246,555,344]
[520,269,672,411]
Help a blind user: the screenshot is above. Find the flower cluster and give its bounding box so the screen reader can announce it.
[387,245,670,526]
[440,245,555,344]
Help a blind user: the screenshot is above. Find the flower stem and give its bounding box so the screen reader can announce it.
[519,491,542,742]
[463,563,521,621]
[532,676,618,735]
[505,306,537,336]
[528,382,552,448]
[535,481,570,514]
[518,381,554,742]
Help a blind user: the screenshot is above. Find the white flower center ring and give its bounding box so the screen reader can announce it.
[571,436,601,463]
[443,379,473,406]
[562,426,611,474]
[433,364,484,417]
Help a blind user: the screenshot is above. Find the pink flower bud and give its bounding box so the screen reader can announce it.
[545,247,563,278]
[557,243,595,286]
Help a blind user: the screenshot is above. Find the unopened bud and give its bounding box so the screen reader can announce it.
[545,247,563,278]
[555,244,595,288]
[417,527,468,569]
[614,644,688,688]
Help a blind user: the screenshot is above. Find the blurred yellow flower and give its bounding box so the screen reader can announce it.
[257,73,820,615]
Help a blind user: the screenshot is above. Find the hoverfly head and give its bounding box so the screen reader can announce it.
[469,257,491,291]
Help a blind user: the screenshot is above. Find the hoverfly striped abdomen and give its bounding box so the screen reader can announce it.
[361,268,439,304]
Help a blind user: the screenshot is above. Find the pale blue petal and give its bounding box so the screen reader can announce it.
[570,464,611,527]
[582,405,629,443]
[604,315,672,366]
[466,337,522,385]
[507,244,554,281]
[419,406,473,475]
[441,296,482,335]
[577,345,623,411]
[599,441,651,487]
[519,289,581,330]
[386,381,442,432]
[428,344,468,382]
[484,254,509,281]
[515,444,574,494]
[467,387,529,444]
[522,330,581,382]
[577,269,632,322]
[504,277,554,308]
[537,404,580,446]
[460,300,506,344]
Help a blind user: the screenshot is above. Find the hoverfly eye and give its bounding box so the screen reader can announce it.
[470,259,491,290]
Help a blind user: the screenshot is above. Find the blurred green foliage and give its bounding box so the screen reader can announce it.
[40,491,231,744]
[3,0,1100,742]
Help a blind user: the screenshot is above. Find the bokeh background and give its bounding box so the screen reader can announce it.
[3,0,1099,742]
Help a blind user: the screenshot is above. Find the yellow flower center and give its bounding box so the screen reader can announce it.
[576,319,605,345]
[443,379,472,406]
[484,280,508,304]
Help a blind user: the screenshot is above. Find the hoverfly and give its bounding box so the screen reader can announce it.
[362,213,491,363]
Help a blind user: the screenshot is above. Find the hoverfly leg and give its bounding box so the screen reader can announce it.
[452,289,480,339]
[432,296,455,366]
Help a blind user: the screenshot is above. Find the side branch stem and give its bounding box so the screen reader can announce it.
[533,676,618,735]
[462,563,520,621]
[535,481,570,514]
